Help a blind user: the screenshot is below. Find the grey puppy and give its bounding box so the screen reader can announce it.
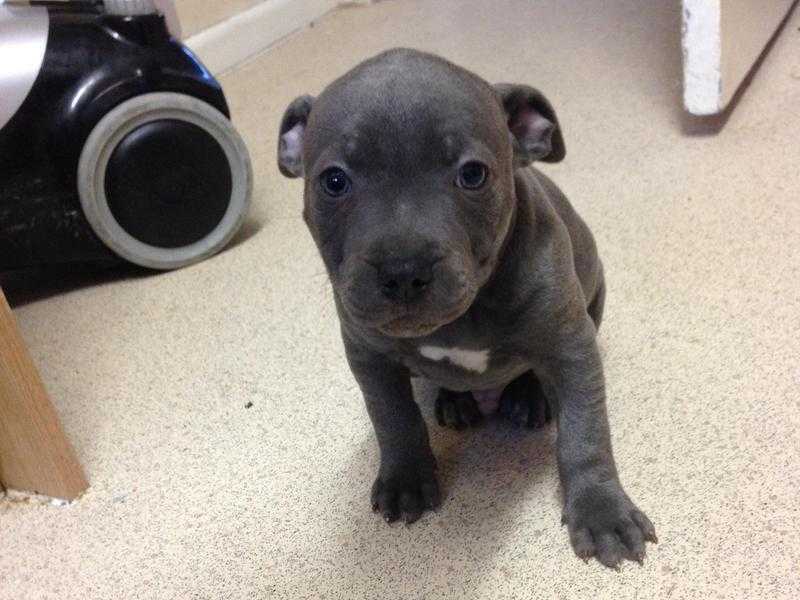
[277,48,656,568]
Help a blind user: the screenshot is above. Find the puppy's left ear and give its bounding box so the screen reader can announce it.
[277,94,314,178]
[494,84,565,165]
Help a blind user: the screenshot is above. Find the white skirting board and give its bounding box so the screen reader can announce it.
[681,0,798,115]
[185,0,371,75]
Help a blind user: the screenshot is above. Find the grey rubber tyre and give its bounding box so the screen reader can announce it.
[78,92,252,270]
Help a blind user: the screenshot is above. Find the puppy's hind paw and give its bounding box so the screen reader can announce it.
[499,370,551,429]
[435,389,483,430]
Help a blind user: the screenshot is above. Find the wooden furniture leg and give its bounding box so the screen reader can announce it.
[0,289,88,500]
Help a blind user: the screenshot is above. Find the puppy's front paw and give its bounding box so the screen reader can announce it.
[435,389,483,430]
[371,461,441,524]
[499,370,551,428]
[563,483,657,569]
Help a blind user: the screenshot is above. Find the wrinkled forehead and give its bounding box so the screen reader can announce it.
[339,111,471,173]
[306,77,507,174]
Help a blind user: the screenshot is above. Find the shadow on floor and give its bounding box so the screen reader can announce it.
[303,380,561,596]
[0,262,150,308]
[226,216,263,251]
[1,217,264,308]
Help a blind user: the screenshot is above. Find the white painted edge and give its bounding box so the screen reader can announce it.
[185,0,345,75]
[681,0,722,115]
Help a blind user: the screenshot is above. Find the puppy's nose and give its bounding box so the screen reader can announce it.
[378,258,434,303]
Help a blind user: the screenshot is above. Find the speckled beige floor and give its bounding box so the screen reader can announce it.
[2,1,800,598]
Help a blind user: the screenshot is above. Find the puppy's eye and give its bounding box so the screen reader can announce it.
[456,161,488,190]
[320,168,351,197]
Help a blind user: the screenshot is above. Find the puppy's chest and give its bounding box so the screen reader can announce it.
[396,322,529,392]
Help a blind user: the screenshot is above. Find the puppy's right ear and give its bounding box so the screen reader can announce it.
[277,95,314,178]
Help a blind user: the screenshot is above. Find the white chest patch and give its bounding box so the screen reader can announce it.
[418,345,490,374]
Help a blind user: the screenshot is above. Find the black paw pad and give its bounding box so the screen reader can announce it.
[435,389,483,430]
[499,371,551,429]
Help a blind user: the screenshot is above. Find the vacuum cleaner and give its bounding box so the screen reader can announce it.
[0,0,253,271]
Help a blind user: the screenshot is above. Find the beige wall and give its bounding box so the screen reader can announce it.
[175,0,263,38]
[720,0,797,105]
[175,0,373,38]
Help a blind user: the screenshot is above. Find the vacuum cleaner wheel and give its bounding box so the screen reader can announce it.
[78,92,252,270]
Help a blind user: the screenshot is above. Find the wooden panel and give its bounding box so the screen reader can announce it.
[0,290,88,500]
[682,0,797,115]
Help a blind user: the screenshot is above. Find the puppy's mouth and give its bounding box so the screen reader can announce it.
[378,316,445,338]
[376,300,471,339]
[339,260,477,338]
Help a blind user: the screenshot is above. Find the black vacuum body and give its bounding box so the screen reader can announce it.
[0,1,252,271]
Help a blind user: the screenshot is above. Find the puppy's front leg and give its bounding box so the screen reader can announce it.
[541,318,657,568]
[344,340,441,524]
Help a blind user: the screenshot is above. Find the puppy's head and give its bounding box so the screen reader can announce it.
[278,49,564,338]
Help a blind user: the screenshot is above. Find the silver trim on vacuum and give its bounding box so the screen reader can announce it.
[0,5,49,131]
